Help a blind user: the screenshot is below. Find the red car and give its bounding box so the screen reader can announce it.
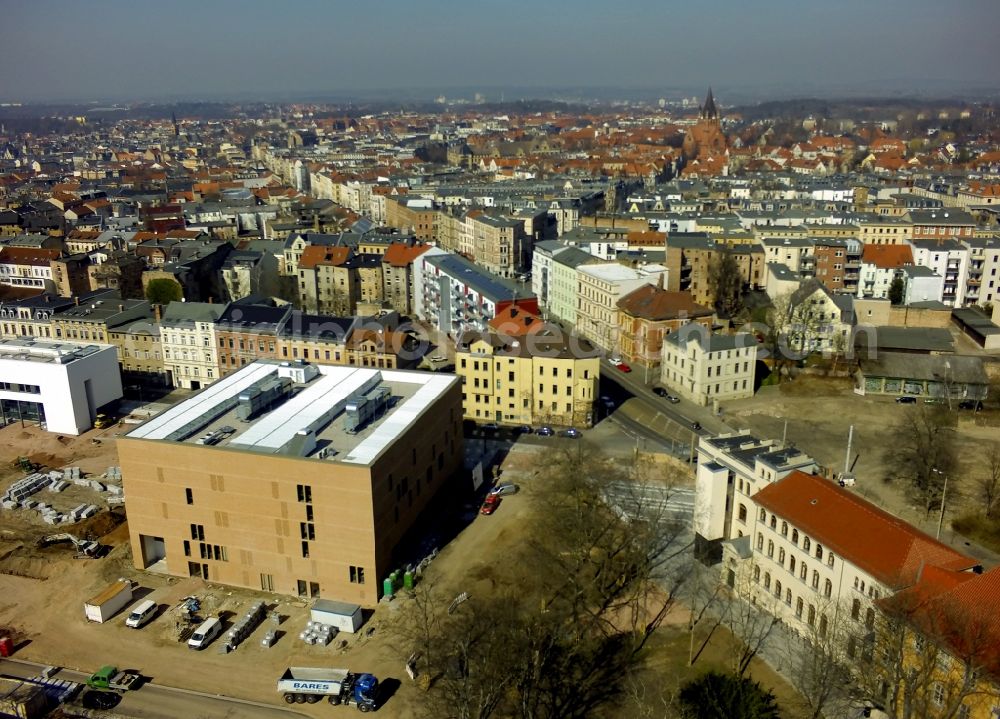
[481,494,501,515]
[616,362,632,373]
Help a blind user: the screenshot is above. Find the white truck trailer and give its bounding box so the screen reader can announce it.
[84,579,133,623]
[276,667,379,710]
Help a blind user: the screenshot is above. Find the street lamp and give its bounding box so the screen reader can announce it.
[932,467,949,541]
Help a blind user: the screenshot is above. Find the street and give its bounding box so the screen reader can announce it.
[0,658,308,719]
[603,480,695,524]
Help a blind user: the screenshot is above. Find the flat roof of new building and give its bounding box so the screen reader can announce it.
[125,360,458,466]
[0,338,108,365]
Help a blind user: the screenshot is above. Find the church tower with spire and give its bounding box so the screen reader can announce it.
[682,87,727,161]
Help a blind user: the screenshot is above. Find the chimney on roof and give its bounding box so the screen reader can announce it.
[154,304,161,323]
[118,304,125,313]
[656,273,664,291]
[74,296,79,306]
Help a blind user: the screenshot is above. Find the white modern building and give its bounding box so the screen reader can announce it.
[0,338,122,434]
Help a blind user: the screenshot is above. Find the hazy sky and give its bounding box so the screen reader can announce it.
[2,0,998,102]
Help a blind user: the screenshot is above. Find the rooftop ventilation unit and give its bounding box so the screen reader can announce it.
[236,375,293,422]
[344,385,391,435]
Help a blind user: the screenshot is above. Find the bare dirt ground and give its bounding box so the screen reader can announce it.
[723,375,1000,564]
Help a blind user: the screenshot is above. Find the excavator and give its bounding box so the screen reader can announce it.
[37,533,103,559]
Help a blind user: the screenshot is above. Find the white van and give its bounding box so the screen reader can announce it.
[124,599,157,629]
[188,617,222,650]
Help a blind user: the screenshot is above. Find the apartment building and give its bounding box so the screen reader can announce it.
[909,239,969,307]
[857,244,914,300]
[575,263,666,351]
[965,236,1000,306]
[120,361,463,605]
[381,241,431,315]
[857,215,913,246]
[108,317,168,390]
[906,209,977,241]
[0,247,60,292]
[51,297,152,344]
[466,211,529,278]
[537,244,598,325]
[660,325,757,406]
[384,196,437,242]
[160,302,227,390]
[723,471,978,667]
[414,251,538,336]
[455,326,600,427]
[615,282,713,366]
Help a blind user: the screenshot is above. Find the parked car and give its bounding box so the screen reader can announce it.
[600,395,615,409]
[490,482,520,497]
[616,362,632,373]
[692,421,702,431]
[536,426,554,436]
[513,425,533,435]
[667,394,680,404]
[653,387,668,397]
[561,428,581,438]
[481,422,500,431]
[609,355,622,364]
[959,399,983,411]
[895,396,917,404]
[481,494,501,515]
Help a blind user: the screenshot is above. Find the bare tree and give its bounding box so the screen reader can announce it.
[393,443,694,719]
[782,599,856,719]
[977,442,1000,519]
[882,405,958,517]
[723,564,783,678]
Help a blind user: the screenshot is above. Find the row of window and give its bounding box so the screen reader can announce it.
[0,381,40,394]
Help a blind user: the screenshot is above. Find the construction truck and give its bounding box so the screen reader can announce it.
[277,667,379,710]
[86,665,141,692]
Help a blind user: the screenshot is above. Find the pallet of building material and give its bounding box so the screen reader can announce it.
[19,499,38,510]
[48,480,70,493]
[105,484,123,495]
[106,496,125,507]
[89,481,106,492]
[1,500,17,510]
[42,514,62,525]
[80,505,98,519]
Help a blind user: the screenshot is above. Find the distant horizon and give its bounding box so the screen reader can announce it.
[2,82,999,110]
[3,0,998,105]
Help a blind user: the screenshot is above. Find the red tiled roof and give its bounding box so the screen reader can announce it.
[753,471,977,590]
[488,305,545,338]
[0,247,61,266]
[861,244,913,269]
[382,242,429,268]
[617,285,713,321]
[298,245,350,269]
[880,566,1000,678]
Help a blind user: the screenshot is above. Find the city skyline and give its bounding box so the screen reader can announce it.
[2,0,999,103]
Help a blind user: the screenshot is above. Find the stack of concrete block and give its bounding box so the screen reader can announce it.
[2,472,52,506]
[67,503,99,522]
[106,484,123,496]
[89,480,106,492]
[47,479,70,492]
[104,467,122,482]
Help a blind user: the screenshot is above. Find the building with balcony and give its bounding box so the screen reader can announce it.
[575,263,665,351]
[909,239,969,307]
